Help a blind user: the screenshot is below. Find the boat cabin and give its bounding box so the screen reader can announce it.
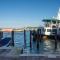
[42,19,60,35]
[43,19,60,28]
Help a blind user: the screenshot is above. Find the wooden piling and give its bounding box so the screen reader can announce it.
[33,30,36,41]
[24,30,26,48]
[37,39,39,49]
[0,31,3,40]
[30,30,32,48]
[37,29,42,41]
[55,35,57,49]
[54,29,57,50]
[11,30,14,46]
[36,29,39,49]
[0,31,3,46]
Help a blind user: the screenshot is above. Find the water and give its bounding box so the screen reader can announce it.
[3,31,60,54]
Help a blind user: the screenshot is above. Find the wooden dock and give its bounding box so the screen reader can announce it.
[0,53,60,60]
[0,28,60,60]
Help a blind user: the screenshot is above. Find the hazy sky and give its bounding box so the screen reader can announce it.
[0,0,60,28]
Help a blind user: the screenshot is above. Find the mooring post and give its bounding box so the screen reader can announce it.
[24,29,26,48]
[38,29,41,41]
[37,29,39,49]
[30,30,32,48]
[0,31,3,40]
[37,39,39,49]
[0,31,3,46]
[55,35,57,49]
[40,29,42,41]
[11,30,14,46]
[33,30,36,41]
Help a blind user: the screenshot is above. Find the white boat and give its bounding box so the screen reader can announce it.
[42,8,60,36]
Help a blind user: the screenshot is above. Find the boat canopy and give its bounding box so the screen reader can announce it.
[43,19,60,23]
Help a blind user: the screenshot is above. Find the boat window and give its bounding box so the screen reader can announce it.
[52,29,57,34]
[52,20,56,24]
[52,29,57,32]
[47,29,51,32]
[52,26,56,28]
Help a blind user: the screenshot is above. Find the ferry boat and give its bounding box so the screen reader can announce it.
[32,8,60,40]
[42,8,60,37]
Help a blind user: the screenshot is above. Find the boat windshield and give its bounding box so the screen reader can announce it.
[47,29,51,32]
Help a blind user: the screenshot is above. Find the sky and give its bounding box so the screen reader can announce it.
[0,0,60,28]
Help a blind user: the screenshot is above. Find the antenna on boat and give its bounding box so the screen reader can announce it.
[56,8,60,20]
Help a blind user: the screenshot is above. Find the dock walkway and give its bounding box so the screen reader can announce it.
[0,53,60,60]
[0,48,60,60]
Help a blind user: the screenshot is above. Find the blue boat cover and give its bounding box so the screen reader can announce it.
[0,37,11,47]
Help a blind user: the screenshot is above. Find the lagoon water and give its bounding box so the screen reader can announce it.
[3,31,60,54]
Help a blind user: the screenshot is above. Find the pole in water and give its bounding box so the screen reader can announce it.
[30,30,32,48]
[37,29,39,49]
[11,30,14,46]
[37,38,39,49]
[24,29,26,48]
[0,31,3,46]
[0,31,3,40]
[55,35,57,49]
[33,30,36,41]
